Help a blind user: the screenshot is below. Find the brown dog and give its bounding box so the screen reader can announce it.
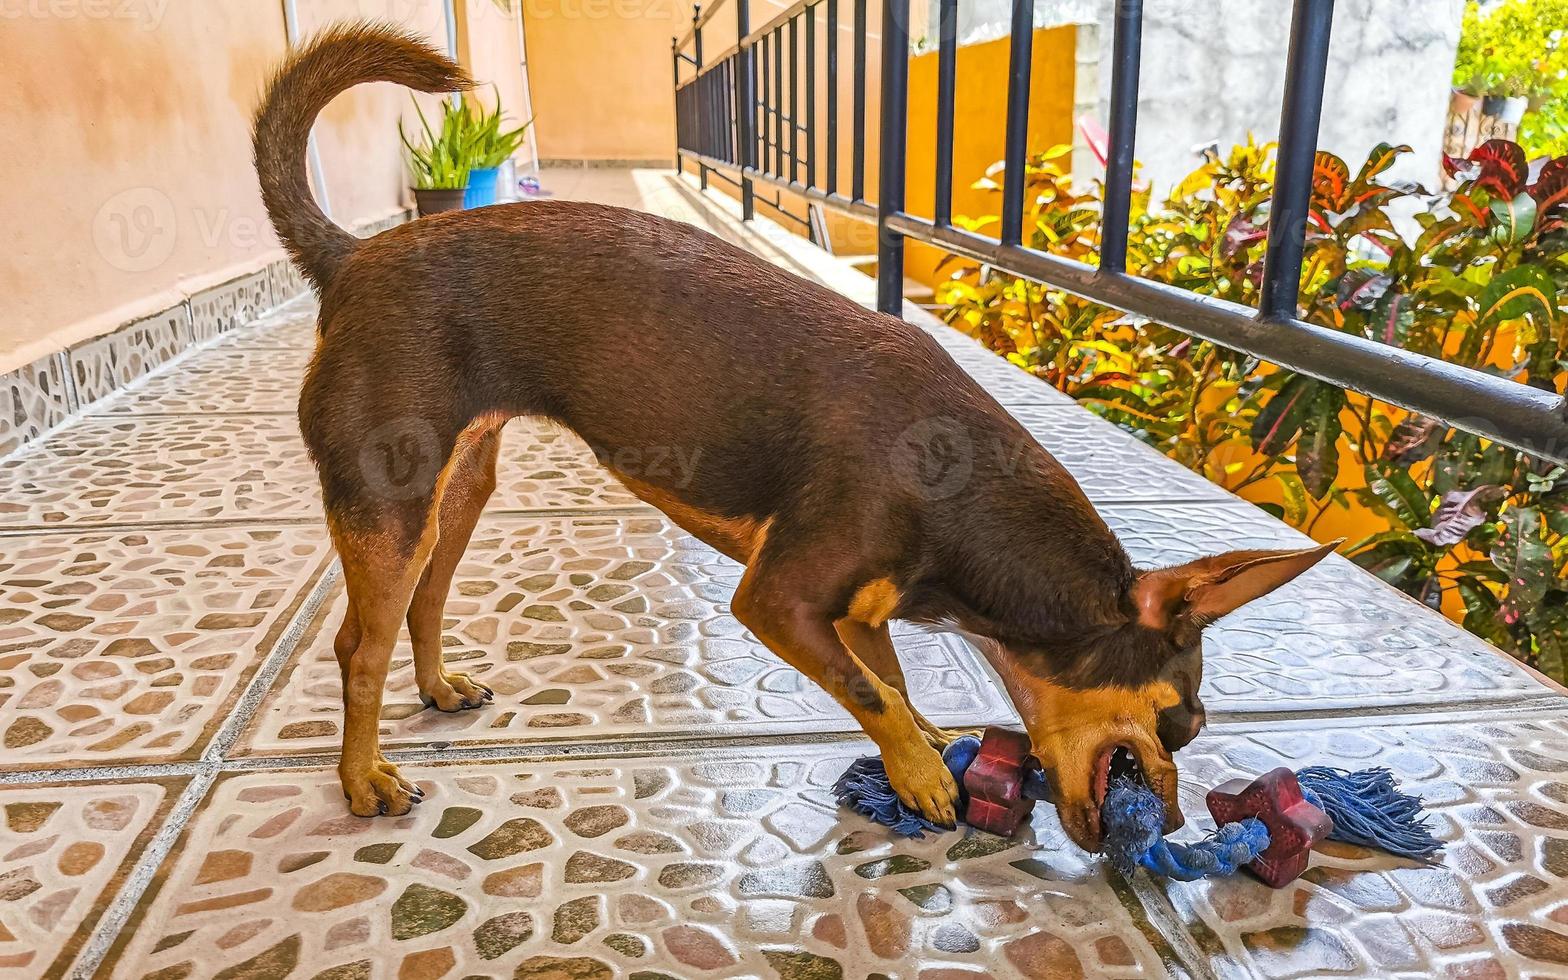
[253,23,1332,851]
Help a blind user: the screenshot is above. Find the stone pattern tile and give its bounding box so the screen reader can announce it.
[91,349,309,416]
[0,780,171,978]
[106,748,1175,979]
[0,416,641,529]
[0,415,319,529]
[1156,714,1568,978]
[265,257,311,312]
[189,271,272,343]
[239,515,1013,755]
[491,422,643,512]
[1100,502,1543,713]
[214,299,317,350]
[0,525,330,767]
[67,307,193,409]
[1008,403,1235,503]
[0,353,72,460]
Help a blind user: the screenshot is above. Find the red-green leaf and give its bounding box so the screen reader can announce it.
[1369,291,1414,348]
[1296,386,1346,499]
[1415,485,1505,547]
[1469,139,1528,198]
[1479,265,1558,327]
[1492,507,1554,623]
[1383,415,1444,464]
[1250,374,1319,456]
[1365,461,1432,531]
[1526,601,1568,683]
[1529,156,1568,215]
[1456,577,1511,648]
[1336,270,1392,311]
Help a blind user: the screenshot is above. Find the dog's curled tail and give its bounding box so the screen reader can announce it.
[253,22,472,293]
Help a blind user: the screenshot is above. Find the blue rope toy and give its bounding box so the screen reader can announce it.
[833,732,1441,887]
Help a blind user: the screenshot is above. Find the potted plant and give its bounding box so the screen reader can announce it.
[401,97,477,216]
[1448,0,1568,161]
[461,86,531,208]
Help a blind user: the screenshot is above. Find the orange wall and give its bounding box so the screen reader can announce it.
[522,0,690,161]
[699,24,1080,281]
[0,0,528,375]
[903,25,1077,286]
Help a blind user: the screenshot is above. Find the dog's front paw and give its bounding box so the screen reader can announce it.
[884,741,960,828]
[342,760,422,817]
[419,671,494,712]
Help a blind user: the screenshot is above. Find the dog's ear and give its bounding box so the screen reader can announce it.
[1133,541,1339,645]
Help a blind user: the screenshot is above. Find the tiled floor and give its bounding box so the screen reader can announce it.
[3,169,1566,979]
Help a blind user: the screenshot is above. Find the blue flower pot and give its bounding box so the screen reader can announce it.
[464,167,501,208]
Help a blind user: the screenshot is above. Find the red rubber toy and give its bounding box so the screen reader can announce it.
[1206,767,1333,887]
[962,727,1036,836]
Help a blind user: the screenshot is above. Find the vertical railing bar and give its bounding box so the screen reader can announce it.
[1099,0,1142,273]
[774,27,785,175]
[693,5,707,189]
[789,15,800,184]
[761,30,772,177]
[825,0,838,194]
[738,0,755,218]
[1260,0,1335,318]
[672,38,683,175]
[852,0,866,201]
[999,0,1034,246]
[806,3,817,189]
[876,0,911,314]
[932,0,957,227]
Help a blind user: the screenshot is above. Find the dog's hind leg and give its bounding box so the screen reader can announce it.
[331,511,440,816]
[407,426,503,712]
[835,619,981,749]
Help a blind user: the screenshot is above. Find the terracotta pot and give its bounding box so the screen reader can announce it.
[413,187,468,217]
[1444,89,1482,160]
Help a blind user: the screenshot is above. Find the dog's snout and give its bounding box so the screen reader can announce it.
[1156,702,1205,752]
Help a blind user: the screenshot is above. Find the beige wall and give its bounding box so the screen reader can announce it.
[0,0,528,375]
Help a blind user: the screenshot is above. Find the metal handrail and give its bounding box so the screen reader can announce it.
[677,0,727,50]
[673,0,1568,464]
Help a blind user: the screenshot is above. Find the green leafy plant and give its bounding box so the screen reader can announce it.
[937,138,1568,681]
[464,85,532,169]
[400,97,478,190]
[1453,0,1568,100]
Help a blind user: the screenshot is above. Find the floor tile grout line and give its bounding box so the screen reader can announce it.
[0,504,665,537]
[57,549,344,979]
[1121,871,1223,980]
[201,558,343,765]
[67,768,219,980]
[5,693,1563,788]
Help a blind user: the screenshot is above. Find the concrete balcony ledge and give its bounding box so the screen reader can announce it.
[2,168,1565,978]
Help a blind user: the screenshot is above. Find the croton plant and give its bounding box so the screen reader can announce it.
[936,138,1568,681]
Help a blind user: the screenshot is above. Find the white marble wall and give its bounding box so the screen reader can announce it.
[922,0,1464,199]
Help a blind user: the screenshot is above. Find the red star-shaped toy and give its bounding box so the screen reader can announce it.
[1206,767,1333,887]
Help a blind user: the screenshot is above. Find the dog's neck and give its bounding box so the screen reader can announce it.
[902,442,1150,682]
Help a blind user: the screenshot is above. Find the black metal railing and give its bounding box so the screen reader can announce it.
[674,0,1568,464]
